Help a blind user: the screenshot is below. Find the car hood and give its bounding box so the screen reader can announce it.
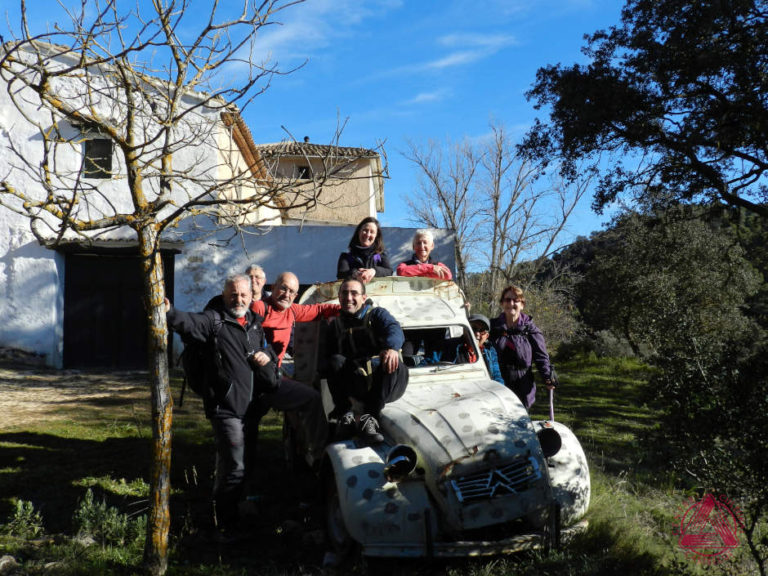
[380,378,541,479]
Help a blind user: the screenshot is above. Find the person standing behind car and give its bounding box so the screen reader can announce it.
[466,314,504,385]
[396,229,452,280]
[490,285,555,410]
[336,216,393,283]
[323,278,408,444]
[165,274,278,536]
[251,271,340,366]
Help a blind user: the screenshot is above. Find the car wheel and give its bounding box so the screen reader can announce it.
[325,471,355,560]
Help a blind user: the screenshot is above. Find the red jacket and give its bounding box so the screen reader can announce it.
[251,299,340,365]
[396,255,453,280]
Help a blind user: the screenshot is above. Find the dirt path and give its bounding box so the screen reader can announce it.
[0,365,152,430]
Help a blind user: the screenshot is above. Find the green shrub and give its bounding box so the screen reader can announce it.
[557,330,639,361]
[72,488,146,548]
[3,499,44,539]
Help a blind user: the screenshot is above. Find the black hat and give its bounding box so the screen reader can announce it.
[468,314,491,332]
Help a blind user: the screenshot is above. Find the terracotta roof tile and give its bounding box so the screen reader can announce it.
[253,141,378,159]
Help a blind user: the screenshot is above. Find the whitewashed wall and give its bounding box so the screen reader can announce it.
[0,47,227,367]
[0,213,65,366]
[0,211,456,367]
[174,225,456,311]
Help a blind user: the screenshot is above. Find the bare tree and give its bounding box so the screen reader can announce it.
[0,2,372,574]
[403,121,588,311]
[401,138,479,287]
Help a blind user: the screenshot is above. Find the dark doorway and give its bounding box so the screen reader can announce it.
[63,252,175,369]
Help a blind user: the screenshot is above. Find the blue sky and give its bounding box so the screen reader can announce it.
[241,0,626,239]
[2,0,626,241]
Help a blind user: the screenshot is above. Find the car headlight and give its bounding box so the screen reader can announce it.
[536,422,562,458]
[383,444,418,483]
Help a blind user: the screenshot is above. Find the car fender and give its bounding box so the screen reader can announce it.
[324,440,438,551]
[533,420,590,524]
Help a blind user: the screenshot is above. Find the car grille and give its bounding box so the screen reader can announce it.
[450,457,542,503]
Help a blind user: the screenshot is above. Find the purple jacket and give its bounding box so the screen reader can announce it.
[491,312,552,409]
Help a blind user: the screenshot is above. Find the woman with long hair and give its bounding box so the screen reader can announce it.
[336,216,393,283]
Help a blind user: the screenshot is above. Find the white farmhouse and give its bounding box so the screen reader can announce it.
[0,41,454,369]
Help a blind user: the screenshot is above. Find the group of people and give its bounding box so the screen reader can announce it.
[336,216,554,407]
[165,216,553,536]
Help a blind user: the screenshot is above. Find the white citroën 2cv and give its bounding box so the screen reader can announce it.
[285,277,590,559]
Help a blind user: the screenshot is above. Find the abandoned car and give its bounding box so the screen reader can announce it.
[288,277,590,558]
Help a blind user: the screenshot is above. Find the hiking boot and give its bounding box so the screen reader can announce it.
[359,414,384,444]
[335,411,357,440]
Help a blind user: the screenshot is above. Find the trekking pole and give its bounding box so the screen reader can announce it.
[548,388,555,422]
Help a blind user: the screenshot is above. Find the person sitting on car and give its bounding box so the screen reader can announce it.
[336,216,393,283]
[396,229,452,280]
[322,278,409,444]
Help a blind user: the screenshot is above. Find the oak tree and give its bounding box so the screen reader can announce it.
[522,0,768,218]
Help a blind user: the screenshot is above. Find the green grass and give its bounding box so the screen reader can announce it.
[0,362,759,575]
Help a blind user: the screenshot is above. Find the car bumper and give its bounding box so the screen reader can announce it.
[362,519,589,558]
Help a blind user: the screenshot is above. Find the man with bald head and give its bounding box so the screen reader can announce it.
[247,271,341,466]
[250,271,338,365]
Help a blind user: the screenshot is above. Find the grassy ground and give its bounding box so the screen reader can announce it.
[0,358,758,575]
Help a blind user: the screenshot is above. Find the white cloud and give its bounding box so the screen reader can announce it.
[249,0,403,61]
[424,50,486,70]
[383,30,517,76]
[438,33,517,49]
[402,90,449,105]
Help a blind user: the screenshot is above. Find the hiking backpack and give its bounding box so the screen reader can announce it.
[179,314,224,404]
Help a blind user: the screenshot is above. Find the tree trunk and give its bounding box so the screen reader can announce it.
[138,224,172,576]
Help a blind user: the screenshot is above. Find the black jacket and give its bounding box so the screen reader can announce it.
[336,246,393,279]
[168,306,275,419]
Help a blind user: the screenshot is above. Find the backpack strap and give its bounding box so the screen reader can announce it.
[335,303,377,358]
[210,312,225,374]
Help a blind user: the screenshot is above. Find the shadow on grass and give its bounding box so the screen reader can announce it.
[0,431,155,532]
[0,419,332,573]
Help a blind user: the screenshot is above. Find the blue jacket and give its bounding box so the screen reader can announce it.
[481,345,504,385]
[327,301,404,360]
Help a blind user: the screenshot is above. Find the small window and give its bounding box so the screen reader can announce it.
[296,165,311,179]
[83,138,113,179]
